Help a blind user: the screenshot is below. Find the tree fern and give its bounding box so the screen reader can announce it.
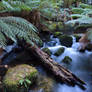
[0,17,42,49]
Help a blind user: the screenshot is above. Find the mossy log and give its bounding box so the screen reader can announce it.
[24,44,86,90]
[0,42,86,90]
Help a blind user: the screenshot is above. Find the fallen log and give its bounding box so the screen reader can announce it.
[23,44,86,90]
[0,38,86,89]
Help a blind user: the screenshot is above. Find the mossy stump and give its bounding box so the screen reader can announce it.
[3,64,38,92]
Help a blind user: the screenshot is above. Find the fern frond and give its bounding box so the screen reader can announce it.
[0,31,7,48]
[0,17,43,48]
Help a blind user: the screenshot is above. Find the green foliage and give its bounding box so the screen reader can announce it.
[72,8,84,14]
[0,0,62,13]
[71,14,83,19]
[0,17,42,48]
[79,3,92,9]
[66,17,92,25]
[19,78,32,90]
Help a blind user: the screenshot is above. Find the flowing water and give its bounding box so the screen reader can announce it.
[41,35,92,92]
[1,35,92,92]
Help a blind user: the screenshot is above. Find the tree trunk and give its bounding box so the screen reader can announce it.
[25,45,86,90]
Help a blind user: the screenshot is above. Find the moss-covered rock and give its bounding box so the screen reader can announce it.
[54,47,65,56]
[53,32,63,37]
[74,34,81,42]
[59,35,73,47]
[42,48,52,56]
[62,56,72,64]
[3,64,38,92]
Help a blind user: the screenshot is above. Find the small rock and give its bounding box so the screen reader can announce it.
[54,47,65,56]
[62,56,72,64]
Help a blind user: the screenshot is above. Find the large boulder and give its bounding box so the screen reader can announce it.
[3,64,38,92]
[59,35,73,47]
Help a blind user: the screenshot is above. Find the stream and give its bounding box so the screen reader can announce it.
[40,35,92,92]
[1,35,92,92]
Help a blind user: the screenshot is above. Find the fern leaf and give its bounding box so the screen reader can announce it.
[0,17,42,48]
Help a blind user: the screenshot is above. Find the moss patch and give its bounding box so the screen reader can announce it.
[53,32,63,38]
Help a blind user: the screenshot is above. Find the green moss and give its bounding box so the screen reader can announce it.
[57,22,64,30]
[3,64,38,92]
[53,32,63,37]
[59,35,73,47]
[54,47,65,56]
[42,48,52,56]
[48,22,57,31]
[72,8,84,14]
[62,56,72,64]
